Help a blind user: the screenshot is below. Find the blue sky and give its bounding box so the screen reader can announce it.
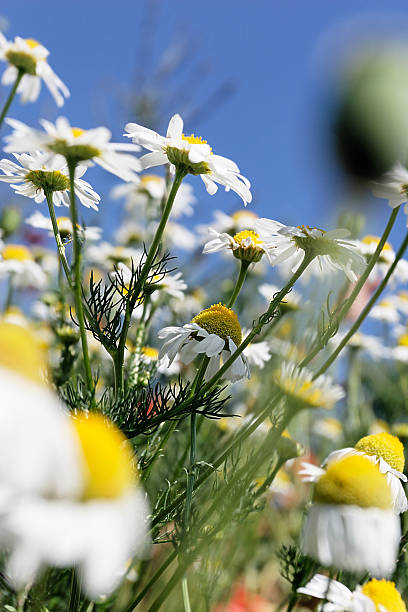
[2,0,408,245]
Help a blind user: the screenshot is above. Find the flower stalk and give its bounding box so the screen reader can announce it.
[0,68,24,128]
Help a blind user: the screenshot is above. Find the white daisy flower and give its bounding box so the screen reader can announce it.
[147,219,196,252]
[298,574,406,612]
[86,242,143,269]
[196,209,259,242]
[369,298,400,324]
[371,161,408,225]
[391,332,408,363]
[301,454,400,577]
[115,221,145,246]
[241,329,271,369]
[112,174,197,218]
[300,432,408,514]
[0,243,46,289]
[158,303,250,383]
[312,417,343,442]
[254,219,365,281]
[116,262,187,301]
[0,152,100,210]
[203,227,273,263]
[0,34,69,107]
[330,330,387,361]
[393,290,408,315]
[273,361,344,410]
[124,113,252,205]
[4,117,141,182]
[26,211,102,242]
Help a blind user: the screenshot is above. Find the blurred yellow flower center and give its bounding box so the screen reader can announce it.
[297,224,325,235]
[362,235,392,251]
[192,303,242,347]
[398,334,408,347]
[0,321,46,384]
[56,217,72,227]
[314,455,392,509]
[182,133,210,148]
[2,244,32,262]
[361,579,406,612]
[71,412,137,500]
[231,210,258,223]
[355,432,405,473]
[72,127,85,138]
[141,174,162,185]
[398,291,408,302]
[378,299,393,308]
[25,38,40,49]
[233,230,263,247]
[142,346,159,360]
[291,380,323,407]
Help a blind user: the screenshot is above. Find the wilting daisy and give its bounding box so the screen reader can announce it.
[371,161,408,225]
[112,174,197,218]
[4,117,141,182]
[298,575,406,612]
[301,454,400,576]
[0,34,69,107]
[0,243,46,289]
[124,114,252,205]
[0,152,100,210]
[273,362,344,410]
[255,219,365,281]
[203,228,273,263]
[158,303,250,382]
[26,211,101,242]
[300,432,408,514]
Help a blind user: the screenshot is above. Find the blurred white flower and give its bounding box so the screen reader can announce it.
[196,209,259,242]
[0,152,100,210]
[369,298,400,324]
[371,161,408,225]
[26,211,101,242]
[0,244,46,289]
[274,361,344,410]
[4,117,141,182]
[124,113,252,205]
[0,34,69,106]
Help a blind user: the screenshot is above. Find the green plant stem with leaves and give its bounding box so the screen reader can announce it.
[67,160,94,397]
[114,168,187,396]
[0,68,24,128]
[44,190,74,290]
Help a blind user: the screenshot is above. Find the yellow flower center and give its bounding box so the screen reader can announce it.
[296,224,325,234]
[0,321,47,384]
[71,412,137,500]
[314,455,392,508]
[355,432,405,473]
[362,235,392,251]
[25,38,40,49]
[398,334,408,347]
[398,291,408,302]
[72,127,85,138]
[378,299,393,308]
[142,346,159,360]
[294,380,323,407]
[56,216,72,227]
[182,133,210,148]
[233,230,263,247]
[231,210,258,223]
[192,303,242,347]
[2,244,32,262]
[361,579,406,612]
[141,174,163,185]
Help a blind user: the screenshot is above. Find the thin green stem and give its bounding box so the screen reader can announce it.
[181,577,192,612]
[68,570,81,612]
[315,228,408,378]
[67,160,94,396]
[201,253,314,394]
[183,410,197,532]
[115,169,186,396]
[3,274,13,312]
[227,259,250,308]
[125,549,177,611]
[0,68,24,128]
[301,206,399,368]
[45,189,73,290]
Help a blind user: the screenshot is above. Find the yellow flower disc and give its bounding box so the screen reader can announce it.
[233,230,263,247]
[142,346,159,360]
[362,579,406,612]
[314,455,392,509]
[182,133,210,147]
[192,303,242,347]
[2,244,33,262]
[0,321,46,383]
[355,432,405,473]
[71,412,137,500]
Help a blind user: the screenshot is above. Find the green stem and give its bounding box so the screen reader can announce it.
[4,273,14,312]
[68,570,81,612]
[115,169,186,396]
[300,206,399,368]
[181,577,192,612]
[315,228,408,378]
[227,259,250,308]
[142,420,178,482]
[183,410,197,533]
[67,160,94,397]
[0,68,24,128]
[125,549,177,611]
[201,253,314,394]
[45,189,73,290]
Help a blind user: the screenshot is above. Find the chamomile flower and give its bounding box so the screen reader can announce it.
[112,174,197,218]
[369,298,400,324]
[301,455,400,576]
[298,575,406,612]
[0,243,46,289]
[241,329,271,369]
[26,211,102,242]
[255,219,365,281]
[273,362,344,410]
[4,117,141,182]
[0,152,100,210]
[196,209,259,242]
[300,432,408,514]
[371,161,408,225]
[124,114,252,205]
[392,333,408,363]
[0,34,69,107]
[203,228,272,263]
[158,303,250,383]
